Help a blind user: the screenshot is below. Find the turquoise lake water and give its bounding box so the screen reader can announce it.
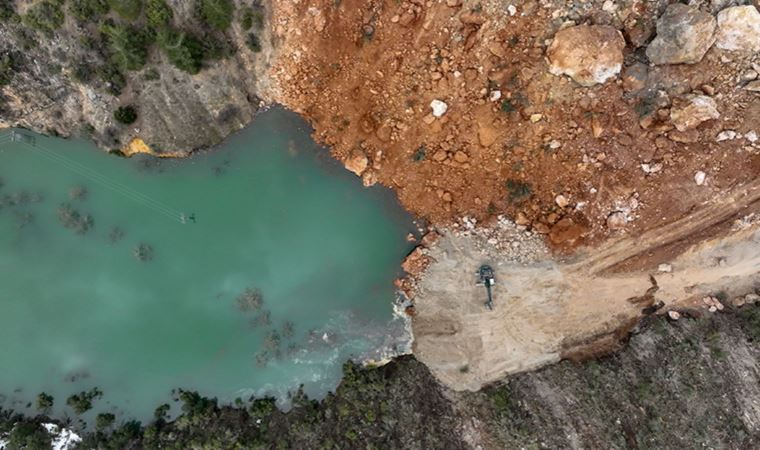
[0,109,415,421]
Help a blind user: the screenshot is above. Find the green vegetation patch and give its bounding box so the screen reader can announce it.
[22,0,65,34]
[157,28,204,74]
[0,52,18,86]
[146,0,173,29]
[108,0,143,21]
[114,105,137,124]
[199,0,234,31]
[68,0,110,22]
[66,388,103,414]
[0,0,16,21]
[101,22,150,71]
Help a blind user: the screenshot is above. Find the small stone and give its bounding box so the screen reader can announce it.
[489,90,502,101]
[546,25,626,86]
[432,150,447,162]
[658,263,673,273]
[694,170,706,185]
[622,63,648,92]
[507,4,517,16]
[670,96,720,132]
[555,194,569,208]
[515,212,530,226]
[741,70,759,81]
[530,114,543,122]
[667,310,681,320]
[715,6,760,53]
[708,305,717,313]
[746,293,760,304]
[733,296,746,307]
[442,191,453,202]
[669,129,700,143]
[430,99,448,117]
[344,152,368,176]
[646,4,716,65]
[746,131,758,142]
[716,130,738,141]
[453,151,469,163]
[744,80,760,92]
[606,211,627,230]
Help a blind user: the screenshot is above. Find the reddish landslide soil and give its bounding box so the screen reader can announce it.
[270,0,760,252]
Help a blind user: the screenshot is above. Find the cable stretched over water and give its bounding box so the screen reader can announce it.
[0,132,186,224]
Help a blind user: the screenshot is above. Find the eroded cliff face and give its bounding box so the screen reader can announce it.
[0,0,275,155]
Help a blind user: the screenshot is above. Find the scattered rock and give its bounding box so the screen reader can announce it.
[546,25,626,86]
[667,310,681,320]
[606,211,627,230]
[715,6,760,52]
[646,4,716,65]
[548,218,586,244]
[420,231,441,247]
[344,152,369,176]
[694,170,706,186]
[658,263,673,273]
[478,121,500,147]
[401,247,431,276]
[668,129,700,143]
[670,96,720,132]
[741,70,759,81]
[716,130,737,141]
[622,63,648,92]
[746,293,760,304]
[453,151,469,163]
[530,114,543,122]
[744,80,760,92]
[555,194,570,208]
[430,99,448,117]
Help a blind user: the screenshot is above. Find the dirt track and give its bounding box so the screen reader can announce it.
[413,180,760,390]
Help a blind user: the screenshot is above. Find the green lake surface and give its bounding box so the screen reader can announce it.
[0,109,415,421]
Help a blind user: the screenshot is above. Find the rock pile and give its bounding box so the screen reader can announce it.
[715,6,760,52]
[646,4,716,65]
[547,25,626,86]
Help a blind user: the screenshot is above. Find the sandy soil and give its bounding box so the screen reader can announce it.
[413,206,760,390]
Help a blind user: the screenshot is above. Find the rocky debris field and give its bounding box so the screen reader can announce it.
[272,0,760,253]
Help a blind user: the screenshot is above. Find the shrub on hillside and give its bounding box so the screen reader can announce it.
[146,0,172,28]
[157,28,204,74]
[68,0,110,22]
[108,0,143,21]
[199,0,234,30]
[114,105,138,124]
[246,32,262,52]
[22,0,65,34]
[101,22,150,71]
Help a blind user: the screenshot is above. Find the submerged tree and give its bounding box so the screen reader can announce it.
[133,243,154,262]
[36,392,54,412]
[235,287,264,312]
[248,310,270,329]
[281,320,295,339]
[108,226,126,244]
[66,387,103,415]
[69,186,88,201]
[57,203,95,234]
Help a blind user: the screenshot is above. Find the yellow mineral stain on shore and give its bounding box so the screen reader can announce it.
[122,138,184,158]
